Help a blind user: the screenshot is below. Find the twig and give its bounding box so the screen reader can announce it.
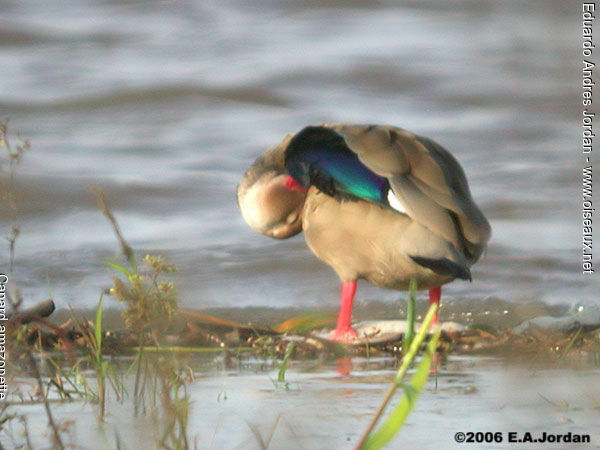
[90,187,136,269]
[6,299,55,329]
[23,350,66,450]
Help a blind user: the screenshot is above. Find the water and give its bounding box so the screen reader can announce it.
[16,355,600,449]
[0,0,594,313]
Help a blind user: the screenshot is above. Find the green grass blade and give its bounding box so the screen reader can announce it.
[106,261,133,278]
[394,303,437,384]
[362,327,441,450]
[101,361,110,378]
[559,326,583,362]
[356,303,438,449]
[403,279,417,355]
[106,362,125,400]
[278,342,295,383]
[94,294,104,363]
[127,253,138,275]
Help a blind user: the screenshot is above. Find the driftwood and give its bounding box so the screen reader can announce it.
[7,299,55,332]
[180,308,277,336]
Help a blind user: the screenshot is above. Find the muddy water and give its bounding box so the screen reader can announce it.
[15,355,600,449]
[0,0,594,315]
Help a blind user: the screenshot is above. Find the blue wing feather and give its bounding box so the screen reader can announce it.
[285,126,389,205]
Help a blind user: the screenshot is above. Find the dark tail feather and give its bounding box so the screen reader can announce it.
[409,256,472,281]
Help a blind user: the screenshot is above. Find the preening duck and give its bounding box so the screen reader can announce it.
[238,124,491,340]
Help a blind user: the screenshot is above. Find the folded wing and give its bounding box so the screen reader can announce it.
[284,124,491,262]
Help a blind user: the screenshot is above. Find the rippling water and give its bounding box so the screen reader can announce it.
[0,0,593,312]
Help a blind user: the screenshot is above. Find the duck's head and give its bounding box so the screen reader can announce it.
[237,171,306,239]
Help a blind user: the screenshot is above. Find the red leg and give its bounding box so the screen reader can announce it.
[428,287,441,324]
[331,280,358,341]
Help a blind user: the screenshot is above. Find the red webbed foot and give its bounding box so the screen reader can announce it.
[330,326,358,342]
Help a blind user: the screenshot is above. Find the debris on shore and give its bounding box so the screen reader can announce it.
[9,299,600,367]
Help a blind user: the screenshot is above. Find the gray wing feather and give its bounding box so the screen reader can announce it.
[329,124,491,261]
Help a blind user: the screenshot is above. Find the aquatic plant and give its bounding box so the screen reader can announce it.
[357,302,441,449]
[277,341,295,386]
[72,294,125,419]
[0,121,68,449]
[403,279,417,355]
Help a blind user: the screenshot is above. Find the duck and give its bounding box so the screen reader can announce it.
[237,124,491,341]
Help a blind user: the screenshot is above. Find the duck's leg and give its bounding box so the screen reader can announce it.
[428,287,441,324]
[331,280,358,341]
